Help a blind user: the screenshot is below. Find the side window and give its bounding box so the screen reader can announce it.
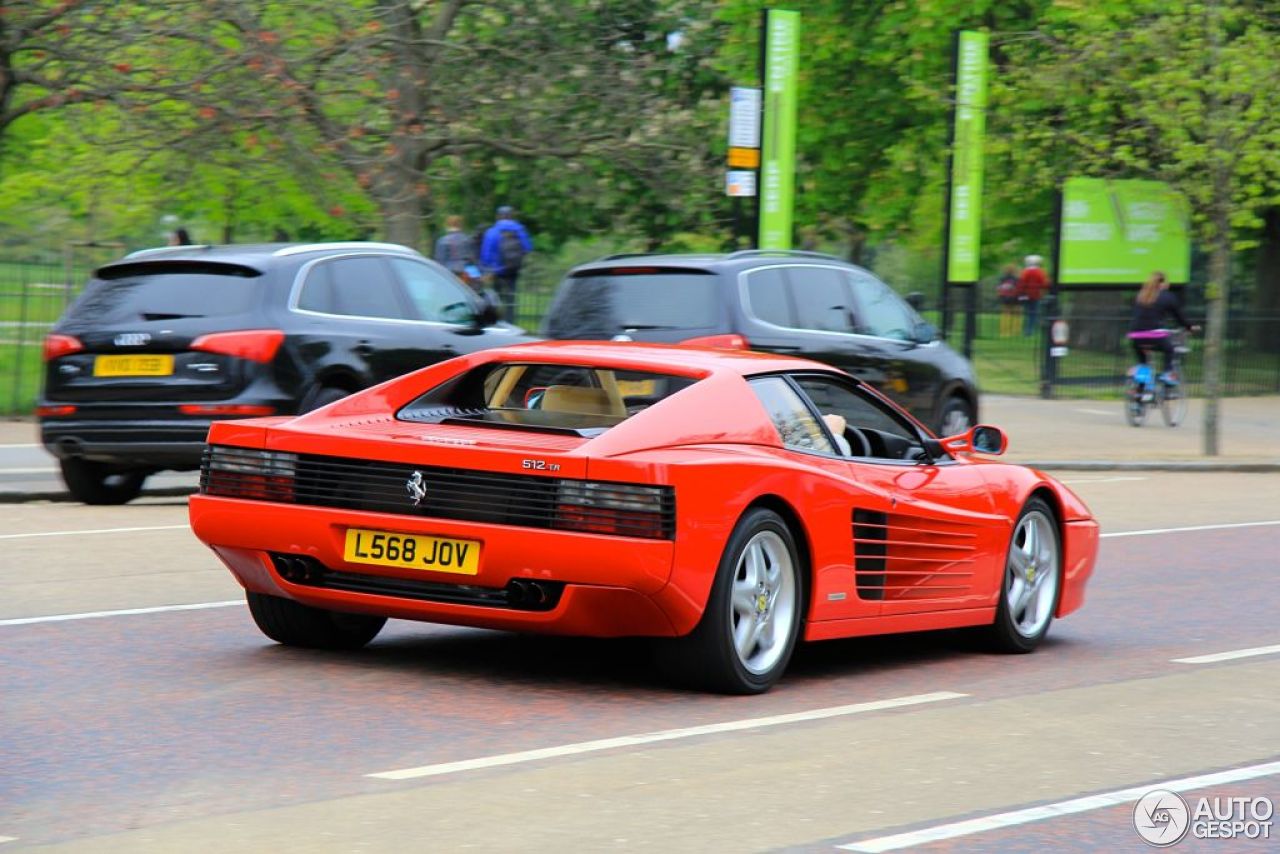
[326,257,407,320]
[744,268,793,327]
[391,258,475,324]
[849,271,916,342]
[793,374,926,459]
[297,263,337,313]
[786,266,854,332]
[749,376,834,454]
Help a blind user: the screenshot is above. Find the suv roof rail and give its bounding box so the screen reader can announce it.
[725,249,843,261]
[273,241,422,257]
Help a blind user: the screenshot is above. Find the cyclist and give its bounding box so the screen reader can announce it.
[1128,271,1197,384]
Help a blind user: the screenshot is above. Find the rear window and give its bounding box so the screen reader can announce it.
[398,363,699,435]
[543,269,721,338]
[64,262,264,324]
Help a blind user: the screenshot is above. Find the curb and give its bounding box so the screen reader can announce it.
[1020,460,1280,473]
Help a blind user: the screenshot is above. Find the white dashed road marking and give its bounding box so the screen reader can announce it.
[1101,520,1280,539]
[0,524,188,540]
[368,692,969,781]
[0,601,242,627]
[837,761,1280,852]
[1172,644,1280,665]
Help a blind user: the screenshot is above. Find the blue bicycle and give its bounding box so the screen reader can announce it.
[1124,329,1191,427]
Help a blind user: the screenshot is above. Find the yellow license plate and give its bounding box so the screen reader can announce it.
[343,528,481,575]
[94,354,174,377]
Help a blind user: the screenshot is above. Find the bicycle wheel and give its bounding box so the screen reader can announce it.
[1124,379,1147,427]
[1160,380,1188,427]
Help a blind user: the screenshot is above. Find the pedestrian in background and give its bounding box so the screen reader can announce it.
[996,263,1020,338]
[480,205,532,321]
[168,227,193,246]
[434,215,477,279]
[1017,254,1048,337]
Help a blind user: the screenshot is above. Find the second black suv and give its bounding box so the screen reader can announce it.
[39,241,534,503]
[542,250,979,436]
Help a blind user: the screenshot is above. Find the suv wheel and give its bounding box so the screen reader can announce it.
[59,458,148,505]
[937,395,974,437]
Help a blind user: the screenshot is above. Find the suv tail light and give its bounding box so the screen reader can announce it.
[43,334,84,361]
[191,329,285,363]
[679,333,748,350]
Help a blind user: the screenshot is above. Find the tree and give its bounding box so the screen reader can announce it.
[182,0,722,251]
[999,1,1280,455]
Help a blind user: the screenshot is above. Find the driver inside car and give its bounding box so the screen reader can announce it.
[822,413,853,456]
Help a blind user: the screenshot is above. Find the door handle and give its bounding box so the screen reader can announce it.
[354,341,375,358]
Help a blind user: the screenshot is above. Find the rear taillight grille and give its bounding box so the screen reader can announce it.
[200,446,675,540]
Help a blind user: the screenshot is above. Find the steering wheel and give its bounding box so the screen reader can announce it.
[842,426,872,458]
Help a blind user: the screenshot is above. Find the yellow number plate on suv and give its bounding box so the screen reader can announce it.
[94,354,175,377]
[343,528,481,575]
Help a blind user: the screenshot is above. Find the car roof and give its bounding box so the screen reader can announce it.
[568,249,852,276]
[111,242,424,273]
[478,340,842,379]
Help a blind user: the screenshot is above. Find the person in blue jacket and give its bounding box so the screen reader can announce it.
[480,206,533,321]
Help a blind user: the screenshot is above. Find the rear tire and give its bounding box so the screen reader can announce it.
[302,385,350,413]
[59,458,147,505]
[1160,382,1188,427]
[656,508,803,694]
[937,395,974,437]
[246,592,386,650]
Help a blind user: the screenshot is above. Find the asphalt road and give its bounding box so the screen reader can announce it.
[2,473,1279,851]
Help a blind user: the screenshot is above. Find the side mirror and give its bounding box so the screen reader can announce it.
[941,424,1007,456]
[913,321,939,344]
[473,289,501,328]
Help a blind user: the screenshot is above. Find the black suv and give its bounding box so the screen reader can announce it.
[39,241,533,503]
[542,250,979,435]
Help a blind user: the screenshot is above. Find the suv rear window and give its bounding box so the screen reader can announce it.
[543,269,720,338]
[398,363,698,435]
[63,262,264,324]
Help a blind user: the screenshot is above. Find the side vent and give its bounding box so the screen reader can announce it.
[852,509,979,601]
[853,509,888,601]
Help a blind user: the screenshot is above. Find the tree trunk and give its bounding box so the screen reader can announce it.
[379,187,426,251]
[1201,217,1231,457]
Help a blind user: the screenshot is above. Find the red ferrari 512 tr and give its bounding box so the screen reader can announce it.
[189,341,1098,694]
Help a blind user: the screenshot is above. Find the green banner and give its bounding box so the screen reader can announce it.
[759,9,801,250]
[946,30,989,283]
[1059,178,1191,284]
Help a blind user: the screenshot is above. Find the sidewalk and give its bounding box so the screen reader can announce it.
[983,394,1280,470]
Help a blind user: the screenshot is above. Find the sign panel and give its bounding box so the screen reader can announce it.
[1059,178,1191,284]
[728,86,762,149]
[728,147,760,169]
[726,170,757,197]
[758,9,801,250]
[946,30,989,283]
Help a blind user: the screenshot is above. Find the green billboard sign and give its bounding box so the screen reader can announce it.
[758,9,800,250]
[946,30,988,283]
[1059,178,1191,284]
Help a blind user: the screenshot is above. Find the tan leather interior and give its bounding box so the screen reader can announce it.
[539,385,624,416]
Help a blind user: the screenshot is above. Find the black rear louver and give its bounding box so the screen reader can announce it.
[200,446,675,540]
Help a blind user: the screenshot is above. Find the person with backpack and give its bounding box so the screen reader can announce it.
[480,205,533,321]
[434,215,478,283]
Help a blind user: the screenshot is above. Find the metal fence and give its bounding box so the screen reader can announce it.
[5,250,1278,414]
[0,249,122,416]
